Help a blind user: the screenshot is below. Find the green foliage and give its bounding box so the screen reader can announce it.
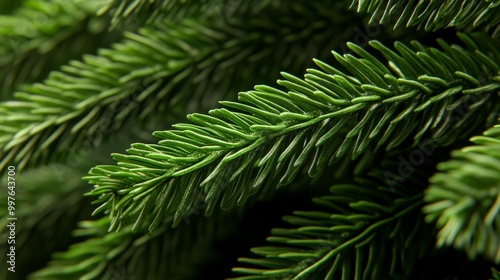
[0,0,499,279]
[29,211,241,280]
[351,0,500,32]
[85,33,500,233]
[231,176,432,279]
[424,120,500,263]
[99,0,211,28]
[0,0,120,99]
[0,0,358,174]
[100,0,279,29]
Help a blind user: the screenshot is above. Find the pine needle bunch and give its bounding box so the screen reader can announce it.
[0,0,499,279]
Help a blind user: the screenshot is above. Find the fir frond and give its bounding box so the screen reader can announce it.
[29,210,242,279]
[230,177,431,279]
[98,0,207,29]
[85,33,500,233]
[351,0,500,32]
[0,2,358,173]
[0,0,122,99]
[424,119,500,264]
[98,0,280,29]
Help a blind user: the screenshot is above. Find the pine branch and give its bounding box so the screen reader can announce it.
[85,33,500,233]
[29,209,243,279]
[230,176,432,279]
[424,119,500,264]
[27,140,310,279]
[0,1,357,173]
[351,0,500,33]
[99,0,280,29]
[99,0,208,29]
[0,0,120,99]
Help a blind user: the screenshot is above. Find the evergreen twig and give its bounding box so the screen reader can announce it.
[85,33,500,233]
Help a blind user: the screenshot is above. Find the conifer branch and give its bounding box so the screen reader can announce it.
[0,2,356,174]
[29,210,242,279]
[0,0,119,98]
[351,0,500,33]
[84,33,500,233]
[99,0,206,29]
[230,177,432,279]
[99,0,282,29]
[424,119,500,264]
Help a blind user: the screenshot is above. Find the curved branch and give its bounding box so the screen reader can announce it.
[85,33,500,232]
